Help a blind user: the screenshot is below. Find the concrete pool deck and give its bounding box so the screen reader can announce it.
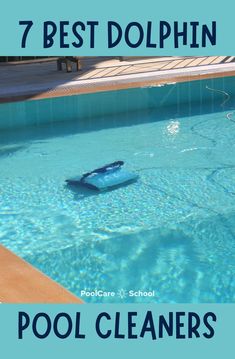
[1,56,235,103]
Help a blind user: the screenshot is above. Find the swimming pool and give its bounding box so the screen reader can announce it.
[1,76,235,303]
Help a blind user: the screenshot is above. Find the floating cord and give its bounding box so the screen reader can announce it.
[226,112,235,123]
[190,119,217,146]
[205,85,230,107]
[206,85,235,122]
[207,166,235,196]
[137,167,213,214]
[139,176,220,217]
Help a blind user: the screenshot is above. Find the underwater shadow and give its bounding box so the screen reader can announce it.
[0,144,29,158]
[65,178,138,201]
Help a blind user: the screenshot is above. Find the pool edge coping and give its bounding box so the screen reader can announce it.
[0,245,83,304]
[1,62,235,104]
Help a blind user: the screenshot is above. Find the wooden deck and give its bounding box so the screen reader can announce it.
[1,56,235,103]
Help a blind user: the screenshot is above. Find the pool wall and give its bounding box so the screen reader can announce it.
[0,76,235,131]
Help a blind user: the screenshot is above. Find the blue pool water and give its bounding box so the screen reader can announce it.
[1,77,235,303]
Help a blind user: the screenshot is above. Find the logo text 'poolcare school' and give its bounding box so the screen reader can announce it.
[80,289,156,300]
[18,20,216,50]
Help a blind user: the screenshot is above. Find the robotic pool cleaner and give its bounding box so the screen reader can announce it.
[66,161,138,191]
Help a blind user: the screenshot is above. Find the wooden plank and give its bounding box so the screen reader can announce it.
[173,58,197,68]
[211,56,227,64]
[198,56,218,65]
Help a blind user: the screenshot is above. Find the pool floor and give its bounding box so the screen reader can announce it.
[1,99,235,302]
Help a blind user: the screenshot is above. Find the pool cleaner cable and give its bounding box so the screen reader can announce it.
[205,85,230,107]
[226,112,235,122]
[206,85,235,122]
